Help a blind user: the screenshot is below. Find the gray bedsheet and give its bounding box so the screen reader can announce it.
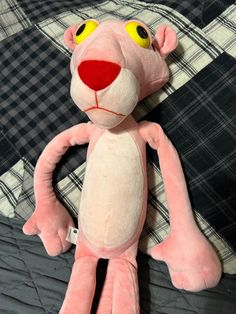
[0,215,235,314]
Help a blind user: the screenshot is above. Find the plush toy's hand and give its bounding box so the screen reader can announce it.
[23,200,74,256]
[151,228,222,292]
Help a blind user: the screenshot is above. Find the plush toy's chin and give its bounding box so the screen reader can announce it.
[86,109,127,129]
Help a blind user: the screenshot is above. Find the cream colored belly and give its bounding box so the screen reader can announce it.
[79,130,144,249]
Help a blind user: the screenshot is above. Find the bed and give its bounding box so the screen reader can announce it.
[0,0,236,313]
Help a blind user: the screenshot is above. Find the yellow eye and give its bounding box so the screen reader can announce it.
[75,20,99,44]
[125,21,151,48]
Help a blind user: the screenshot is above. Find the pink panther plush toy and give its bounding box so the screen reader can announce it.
[23,19,222,313]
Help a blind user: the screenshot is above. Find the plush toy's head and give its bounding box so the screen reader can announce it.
[64,19,177,129]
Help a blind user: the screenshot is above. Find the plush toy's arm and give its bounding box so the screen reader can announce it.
[23,122,93,256]
[139,121,197,232]
[139,121,221,292]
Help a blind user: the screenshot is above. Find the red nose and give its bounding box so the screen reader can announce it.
[78,60,121,91]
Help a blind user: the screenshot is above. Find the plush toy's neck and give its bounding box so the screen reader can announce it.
[102,114,138,133]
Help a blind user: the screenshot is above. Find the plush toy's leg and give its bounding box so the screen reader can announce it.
[97,242,139,314]
[60,239,98,314]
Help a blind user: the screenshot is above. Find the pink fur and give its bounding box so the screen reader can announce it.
[23,19,221,313]
[154,24,178,58]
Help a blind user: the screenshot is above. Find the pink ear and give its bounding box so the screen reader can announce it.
[64,25,78,51]
[154,25,178,58]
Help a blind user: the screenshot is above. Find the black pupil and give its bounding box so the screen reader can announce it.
[137,26,148,39]
[76,23,86,36]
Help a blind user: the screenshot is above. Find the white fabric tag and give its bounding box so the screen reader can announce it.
[66,226,79,245]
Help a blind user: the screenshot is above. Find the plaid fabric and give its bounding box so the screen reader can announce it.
[142,0,205,27]
[202,0,235,27]
[14,158,35,220]
[0,130,25,218]
[18,0,235,28]
[0,0,31,40]
[18,0,106,24]
[0,27,89,178]
[0,130,20,176]
[204,4,236,58]
[142,0,235,27]
[0,160,24,218]
[36,1,222,120]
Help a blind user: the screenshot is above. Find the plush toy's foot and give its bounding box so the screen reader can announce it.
[23,201,74,256]
[151,228,222,292]
[97,243,139,314]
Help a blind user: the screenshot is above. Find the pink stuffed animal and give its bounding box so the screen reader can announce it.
[23,19,221,313]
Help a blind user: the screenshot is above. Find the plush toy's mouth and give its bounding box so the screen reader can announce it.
[84,106,125,117]
[83,91,125,116]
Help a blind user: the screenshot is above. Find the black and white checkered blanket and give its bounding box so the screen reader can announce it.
[0,0,236,313]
